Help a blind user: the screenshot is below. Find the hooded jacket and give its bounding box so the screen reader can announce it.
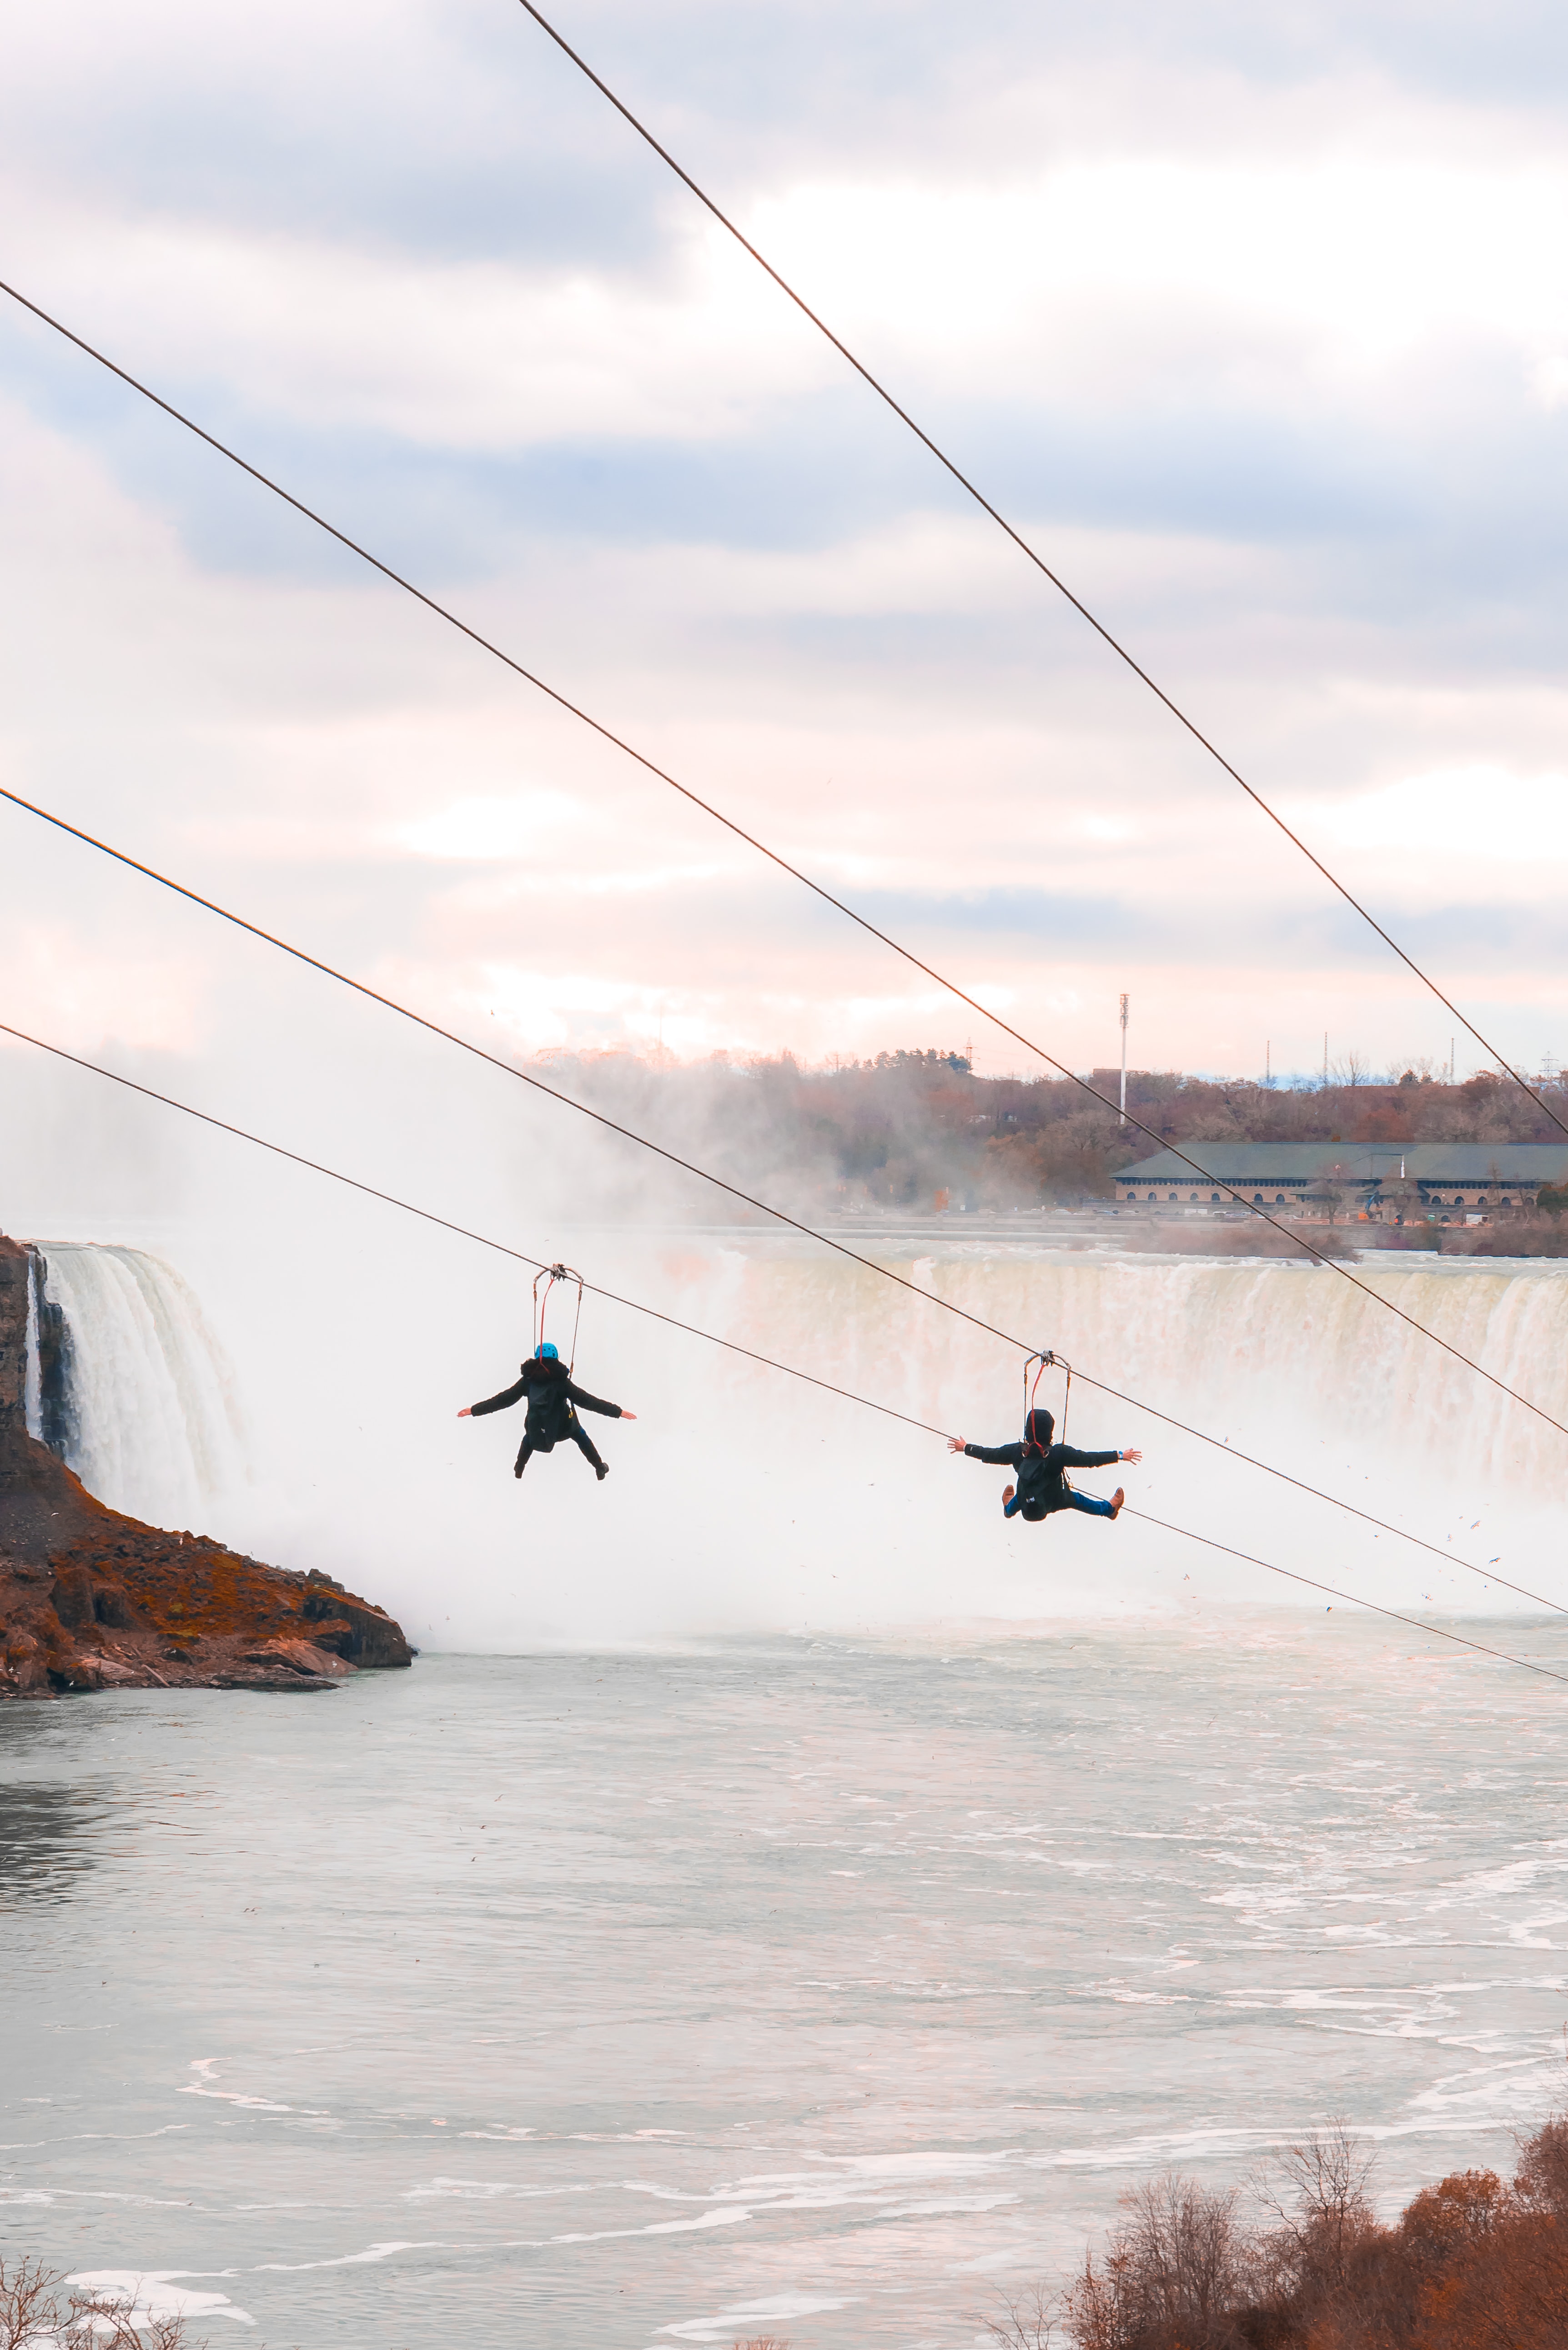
[470,1357,623,1452]
[962,1407,1118,1514]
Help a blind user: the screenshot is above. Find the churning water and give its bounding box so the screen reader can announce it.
[8,1235,1568,2345]
[4,1634,1568,2348]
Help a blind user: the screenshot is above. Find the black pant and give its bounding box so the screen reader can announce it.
[514,1416,605,1476]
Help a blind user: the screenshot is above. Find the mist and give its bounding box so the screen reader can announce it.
[7,1021,1562,1652]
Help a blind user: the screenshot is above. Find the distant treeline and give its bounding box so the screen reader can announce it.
[533,1047,1568,1216]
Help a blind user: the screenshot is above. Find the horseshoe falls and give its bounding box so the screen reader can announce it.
[302,1233,1565,1653]
[10,1230,1565,1634]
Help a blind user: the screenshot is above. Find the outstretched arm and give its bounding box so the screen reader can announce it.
[1059,1445,1142,1468]
[950,1438,1025,1466]
[461,1378,527,1421]
[565,1380,632,1421]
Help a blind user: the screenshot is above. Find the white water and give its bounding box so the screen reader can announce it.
[15,1223,1568,1639]
[21,1251,41,1438]
[23,1243,248,1528]
[146,1222,1563,1648]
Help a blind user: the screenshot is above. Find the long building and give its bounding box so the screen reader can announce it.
[1111,1143,1568,1220]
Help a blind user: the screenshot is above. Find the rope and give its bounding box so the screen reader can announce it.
[510,2,1563,1144]
[533,1261,586,1371]
[1121,1510,1568,1689]
[4,1014,1559,1624]
[567,1270,583,1373]
[1022,1347,1063,1451]
[0,295,1558,1441]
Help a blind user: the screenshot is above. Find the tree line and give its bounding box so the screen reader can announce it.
[984,2106,1568,2350]
[530,1046,1568,1218]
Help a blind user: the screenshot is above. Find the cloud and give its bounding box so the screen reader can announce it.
[6,0,1568,1095]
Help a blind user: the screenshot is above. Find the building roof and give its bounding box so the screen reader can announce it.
[1112,1144,1568,1183]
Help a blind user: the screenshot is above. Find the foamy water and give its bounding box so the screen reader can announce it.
[24,1242,247,1528]
[5,1628,1568,2347]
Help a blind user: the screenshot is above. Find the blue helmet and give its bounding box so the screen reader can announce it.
[535,1341,560,1361]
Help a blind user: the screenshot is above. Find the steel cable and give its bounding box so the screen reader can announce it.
[0,290,1564,1441]
[3,1015,1559,1622]
[1122,1510,1568,1688]
[512,0,1564,1141]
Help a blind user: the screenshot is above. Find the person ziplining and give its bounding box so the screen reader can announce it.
[949,1406,1140,1521]
[457,1265,635,1484]
[949,1351,1140,1524]
[458,1341,635,1481]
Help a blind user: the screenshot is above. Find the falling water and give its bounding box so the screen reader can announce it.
[22,1243,247,1527]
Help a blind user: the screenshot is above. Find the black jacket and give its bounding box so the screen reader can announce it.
[962,1437,1119,1514]
[471,1359,623,1453]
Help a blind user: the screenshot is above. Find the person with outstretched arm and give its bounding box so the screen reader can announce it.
[948,1405,1141,1522]
[457,1342,636,1482]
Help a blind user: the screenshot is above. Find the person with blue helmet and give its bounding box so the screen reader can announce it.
[947,1406,1140,1523]
[458,1342,635,1482]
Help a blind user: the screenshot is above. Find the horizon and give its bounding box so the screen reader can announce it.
[6,0,1568,1144]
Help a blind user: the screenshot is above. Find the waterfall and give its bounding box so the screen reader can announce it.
[23,1244,248,1528]
[571,1239,1568,1628]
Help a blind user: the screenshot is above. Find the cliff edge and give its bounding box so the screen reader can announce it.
[0,1232,413,1697]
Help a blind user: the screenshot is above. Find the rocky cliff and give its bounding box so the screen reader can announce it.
[0,1232,412,1697]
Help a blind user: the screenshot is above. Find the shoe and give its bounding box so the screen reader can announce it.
[1002,1483,1015,1510]
[596,1461,609,1482]
[1109,1487,1125,1520]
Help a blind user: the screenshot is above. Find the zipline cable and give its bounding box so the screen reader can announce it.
[5,775,1567,1458]
[511,0,1563,1140]
[3,1014,1559,1624]
[1121,1510,1568,1689]
[3,781,1565,1464]
[0,1019,943,1441]
[1034,1356,1560,1615]
[0,287,1548,1250]
[0,288,1563,1438]
[8,1021,1562,1689]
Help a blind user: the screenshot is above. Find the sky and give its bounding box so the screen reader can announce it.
[6,0,1568,1123]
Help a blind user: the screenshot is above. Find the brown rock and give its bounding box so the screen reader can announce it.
[241,1637,353,1678]
[0,1231,414,1701]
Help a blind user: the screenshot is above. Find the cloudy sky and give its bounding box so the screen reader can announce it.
[5,0,1568,1112]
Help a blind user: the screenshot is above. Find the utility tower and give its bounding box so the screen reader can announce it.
[1119,994,1129,1123]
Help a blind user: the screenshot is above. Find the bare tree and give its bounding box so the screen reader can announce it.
[1330,1049,1372,1089]
[0,2260,201,2350]
[981,2282,1058,2348]
[1256,2119,1377,2297]
[1379,1174,1427,1227]
[1063,2175,1252,2349]
[1305,1178,1355,1225]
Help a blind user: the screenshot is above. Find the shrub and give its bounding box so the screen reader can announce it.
[0,2260,203,2349]
[1033,2106,1568,2350]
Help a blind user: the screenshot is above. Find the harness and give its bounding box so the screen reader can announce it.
[1022,1347,1073,1507]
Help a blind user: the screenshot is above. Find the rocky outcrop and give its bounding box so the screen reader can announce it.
[0,1232,413,1699]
